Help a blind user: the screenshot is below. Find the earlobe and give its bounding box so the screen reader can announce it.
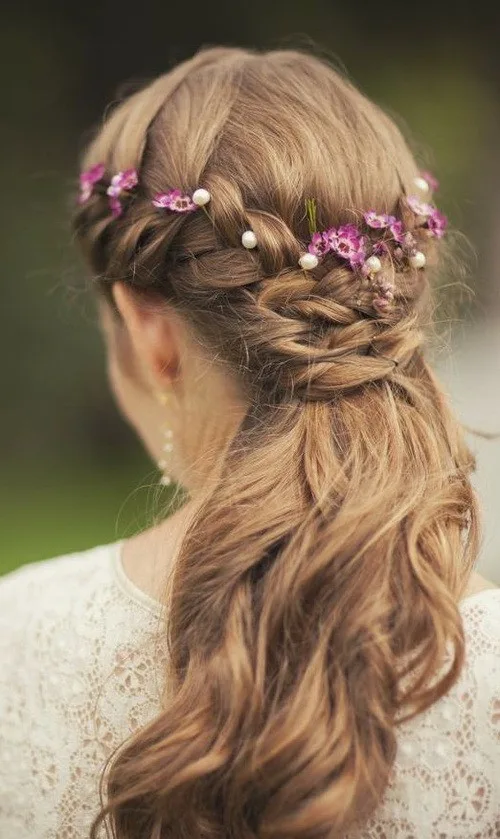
[110,282,180,388]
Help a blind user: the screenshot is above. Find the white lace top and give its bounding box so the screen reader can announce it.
[0,541,499,839]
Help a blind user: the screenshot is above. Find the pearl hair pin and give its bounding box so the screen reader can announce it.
[241,230,258,249]
[409,251,426,269]
[299,253,319,270]
[413,176,430,192]
[192,188,211,206]
[363,255,382,276]
[152,187,211,213]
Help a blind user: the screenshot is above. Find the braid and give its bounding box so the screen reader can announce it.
[75,179,428,402]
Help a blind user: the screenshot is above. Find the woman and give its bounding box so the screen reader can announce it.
[0,45,499,839]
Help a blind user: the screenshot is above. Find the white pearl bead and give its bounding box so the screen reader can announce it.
[409,250,426,269]
[414,176,430,192]
[160,475,172,486]
[192,188,211,206]
[299,253,319,270]
[241,230,257,249]
[364,255,382,274]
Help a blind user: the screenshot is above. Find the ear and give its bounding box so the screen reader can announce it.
[111,282,180,389]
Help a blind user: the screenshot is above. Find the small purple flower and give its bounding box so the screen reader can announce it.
[337,224,361,239]
[106,181,121,199]
[427,208,448,238]
[118,169,138,191]
[376,279,395,300]
[331,224,366,269]
[322,227,338,252]
[78,162,105,204]
[152,189,197,213]
[421,171,439,191]
[109,196,123,218]
[106,168,138,199]
[307,231,329,257]
[389,220,404,244]
[364,211,396,229]
[407,195,434,218]
[348,245,367,269]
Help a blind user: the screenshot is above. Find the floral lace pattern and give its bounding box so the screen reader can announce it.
[0,541,499,838]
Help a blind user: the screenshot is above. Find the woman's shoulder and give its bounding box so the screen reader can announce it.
[0,541,120,618]
[0,540,166,838]
[0,537,166,633]
[0,538,165,724]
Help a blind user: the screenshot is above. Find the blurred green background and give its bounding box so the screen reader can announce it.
[2,2,500,577]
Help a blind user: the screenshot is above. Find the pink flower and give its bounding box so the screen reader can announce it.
[307,232,329,257]
[348,245,367,269]
[376,280,395,300]
[78,162,105,204]
[152,189,197,213]
[389,220,404,243]
[407,195,434,218]
[106,168,138,199]
[109,196,123,218]
[106,181,121,198]
[322,227,338,252]
[421,170,439,191]
[364,211,396,229]
[427,208,448,238]
[118,169,138,191]
[332,224,366,269]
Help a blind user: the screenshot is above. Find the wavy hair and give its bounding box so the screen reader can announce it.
[72,46,481,839]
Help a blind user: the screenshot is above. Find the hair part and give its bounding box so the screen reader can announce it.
[73,45,480,839]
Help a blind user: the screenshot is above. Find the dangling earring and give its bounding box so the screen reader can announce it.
[154,388,174,487]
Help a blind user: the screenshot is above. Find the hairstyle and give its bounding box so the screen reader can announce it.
[72,46,480,839]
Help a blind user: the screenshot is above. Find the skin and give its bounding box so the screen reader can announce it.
[100,282,497,604]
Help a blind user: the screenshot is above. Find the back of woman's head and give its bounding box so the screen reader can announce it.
[73,46,480,839]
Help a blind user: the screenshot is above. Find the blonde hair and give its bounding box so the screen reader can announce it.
[73,46,480,839]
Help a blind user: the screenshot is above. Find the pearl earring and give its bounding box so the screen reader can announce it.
[154,388,174,487]
[158,425,174,486]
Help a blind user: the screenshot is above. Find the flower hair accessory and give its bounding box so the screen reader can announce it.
[297,173,447,306]
[78,163,105,204]
[78,162,447,319]
[77,162,138,217]
[152,187,211,212]
[106,169,139,217]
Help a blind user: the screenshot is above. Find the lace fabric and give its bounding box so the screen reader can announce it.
[0,541,499,838]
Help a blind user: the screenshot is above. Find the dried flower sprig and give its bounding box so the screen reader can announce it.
[106,169,139,217]
[305,197,318,236]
